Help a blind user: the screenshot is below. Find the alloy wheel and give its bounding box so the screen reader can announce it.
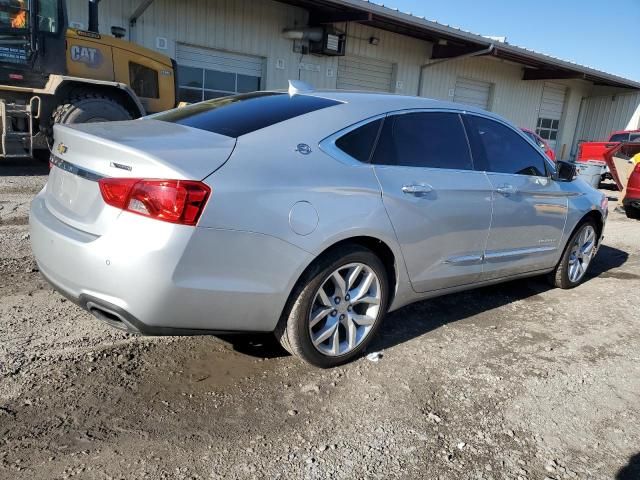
[308,262,381,357]
[568,225,596,283]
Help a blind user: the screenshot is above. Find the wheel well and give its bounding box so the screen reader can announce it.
[579,210,604,244]
[312,236,398,306]
[52,81,144,118]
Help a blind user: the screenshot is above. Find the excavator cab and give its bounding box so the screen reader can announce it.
[0,0,66,87]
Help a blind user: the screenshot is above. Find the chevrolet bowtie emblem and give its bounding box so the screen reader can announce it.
[56,143,68,155]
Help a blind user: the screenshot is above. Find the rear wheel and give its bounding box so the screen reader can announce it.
[624,205,640,220]
[52,95,133,125]
[275,245,389,368]
[41,94,133,152]
[548,221,598,289]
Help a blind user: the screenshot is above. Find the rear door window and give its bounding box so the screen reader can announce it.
[464,115,547,176]
[154,92,341,138]
[371,112,473,170]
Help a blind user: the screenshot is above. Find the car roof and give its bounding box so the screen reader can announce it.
[269,89,500,119]
[611,129,640,135]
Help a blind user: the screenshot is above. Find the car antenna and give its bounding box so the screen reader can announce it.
[288,80,315,96]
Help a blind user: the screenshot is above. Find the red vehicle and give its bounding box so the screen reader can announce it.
[521,128,556,161]
[624,161,640,219]
[577,129,640,163]
[601,142,640,219]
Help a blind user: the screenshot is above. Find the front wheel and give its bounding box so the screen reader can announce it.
[548,221,598,289]
[275,246,389,368]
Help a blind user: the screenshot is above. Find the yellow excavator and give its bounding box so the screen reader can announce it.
[0,0,177,159]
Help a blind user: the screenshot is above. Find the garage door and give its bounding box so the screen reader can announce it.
[536,82,567,149]
[337,56,394,92]
[453,78,492,110]
[176,44,264,103]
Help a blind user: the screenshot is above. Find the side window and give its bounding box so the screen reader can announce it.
[464,115,547,176]
[630,133,640,143]
[129,62,159,99]
[335,119,382,163]
[371,112,473,170]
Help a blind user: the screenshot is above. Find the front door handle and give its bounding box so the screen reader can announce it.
[402,184,433,195]
[495,184,516,196]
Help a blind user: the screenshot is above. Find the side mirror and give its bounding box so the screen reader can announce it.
[553,160,577,182]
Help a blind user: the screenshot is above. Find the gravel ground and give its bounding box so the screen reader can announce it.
[1,158,639,480]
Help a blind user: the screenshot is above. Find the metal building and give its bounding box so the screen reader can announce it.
[67,0,640,159]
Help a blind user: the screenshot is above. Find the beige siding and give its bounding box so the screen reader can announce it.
[68,0,309,89]
[575,90,640,145]
[66,0,636,159]
[419,57,592,159]
[66,0,428,93]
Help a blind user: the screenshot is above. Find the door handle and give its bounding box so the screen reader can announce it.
[495,184,516,196]
[402,184,433,195]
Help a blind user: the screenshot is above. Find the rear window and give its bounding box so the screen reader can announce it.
[154,92,341,138]
[610,133,630,142]
[335,119,383,163]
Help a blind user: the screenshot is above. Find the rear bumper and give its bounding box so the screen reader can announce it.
[30,192,312,334]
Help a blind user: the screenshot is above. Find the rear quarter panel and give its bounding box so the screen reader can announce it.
[197,104,412,310]
[559,179,606,254]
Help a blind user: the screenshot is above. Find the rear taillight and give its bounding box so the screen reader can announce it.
[98,178,211,226]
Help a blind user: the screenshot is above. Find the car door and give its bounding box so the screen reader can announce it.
[372,111,493,293]
[463,114,568,280]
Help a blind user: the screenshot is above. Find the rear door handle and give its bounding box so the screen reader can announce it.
[495,184,516,196]
[402,184,433,195]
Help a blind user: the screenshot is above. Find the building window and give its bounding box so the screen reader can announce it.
[129,62,159,99]
[536,118,560,142]
[177,65,261,103]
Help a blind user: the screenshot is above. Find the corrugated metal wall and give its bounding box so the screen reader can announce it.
[66,0,640,160]
[574,91,640,144]
[66,0,428,93]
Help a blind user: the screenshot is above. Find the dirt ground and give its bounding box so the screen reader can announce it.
[1,158,639,480]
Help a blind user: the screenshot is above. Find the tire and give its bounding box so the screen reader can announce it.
[624,205,640,220]
[548,220,598,289]
[45,94,133,147]
[275,245,389,368]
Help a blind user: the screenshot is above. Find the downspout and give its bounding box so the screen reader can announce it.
[417,43,495,97]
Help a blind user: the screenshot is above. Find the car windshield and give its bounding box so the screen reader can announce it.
[154,92,341,138]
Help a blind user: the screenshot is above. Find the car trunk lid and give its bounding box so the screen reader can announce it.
[44,119,236,235]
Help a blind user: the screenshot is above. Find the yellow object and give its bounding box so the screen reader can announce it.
[65,29,176,114]
[632,152,640,166]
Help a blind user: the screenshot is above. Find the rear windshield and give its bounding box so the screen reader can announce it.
[154,92,341,138]
[609,133,630,142]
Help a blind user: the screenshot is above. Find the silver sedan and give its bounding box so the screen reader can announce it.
[30,85,608,367]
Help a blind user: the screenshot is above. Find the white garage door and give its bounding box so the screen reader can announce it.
[176,44,264,103]
[453,78,492,110]
[337,56,394,92]
[536,82,567,149]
